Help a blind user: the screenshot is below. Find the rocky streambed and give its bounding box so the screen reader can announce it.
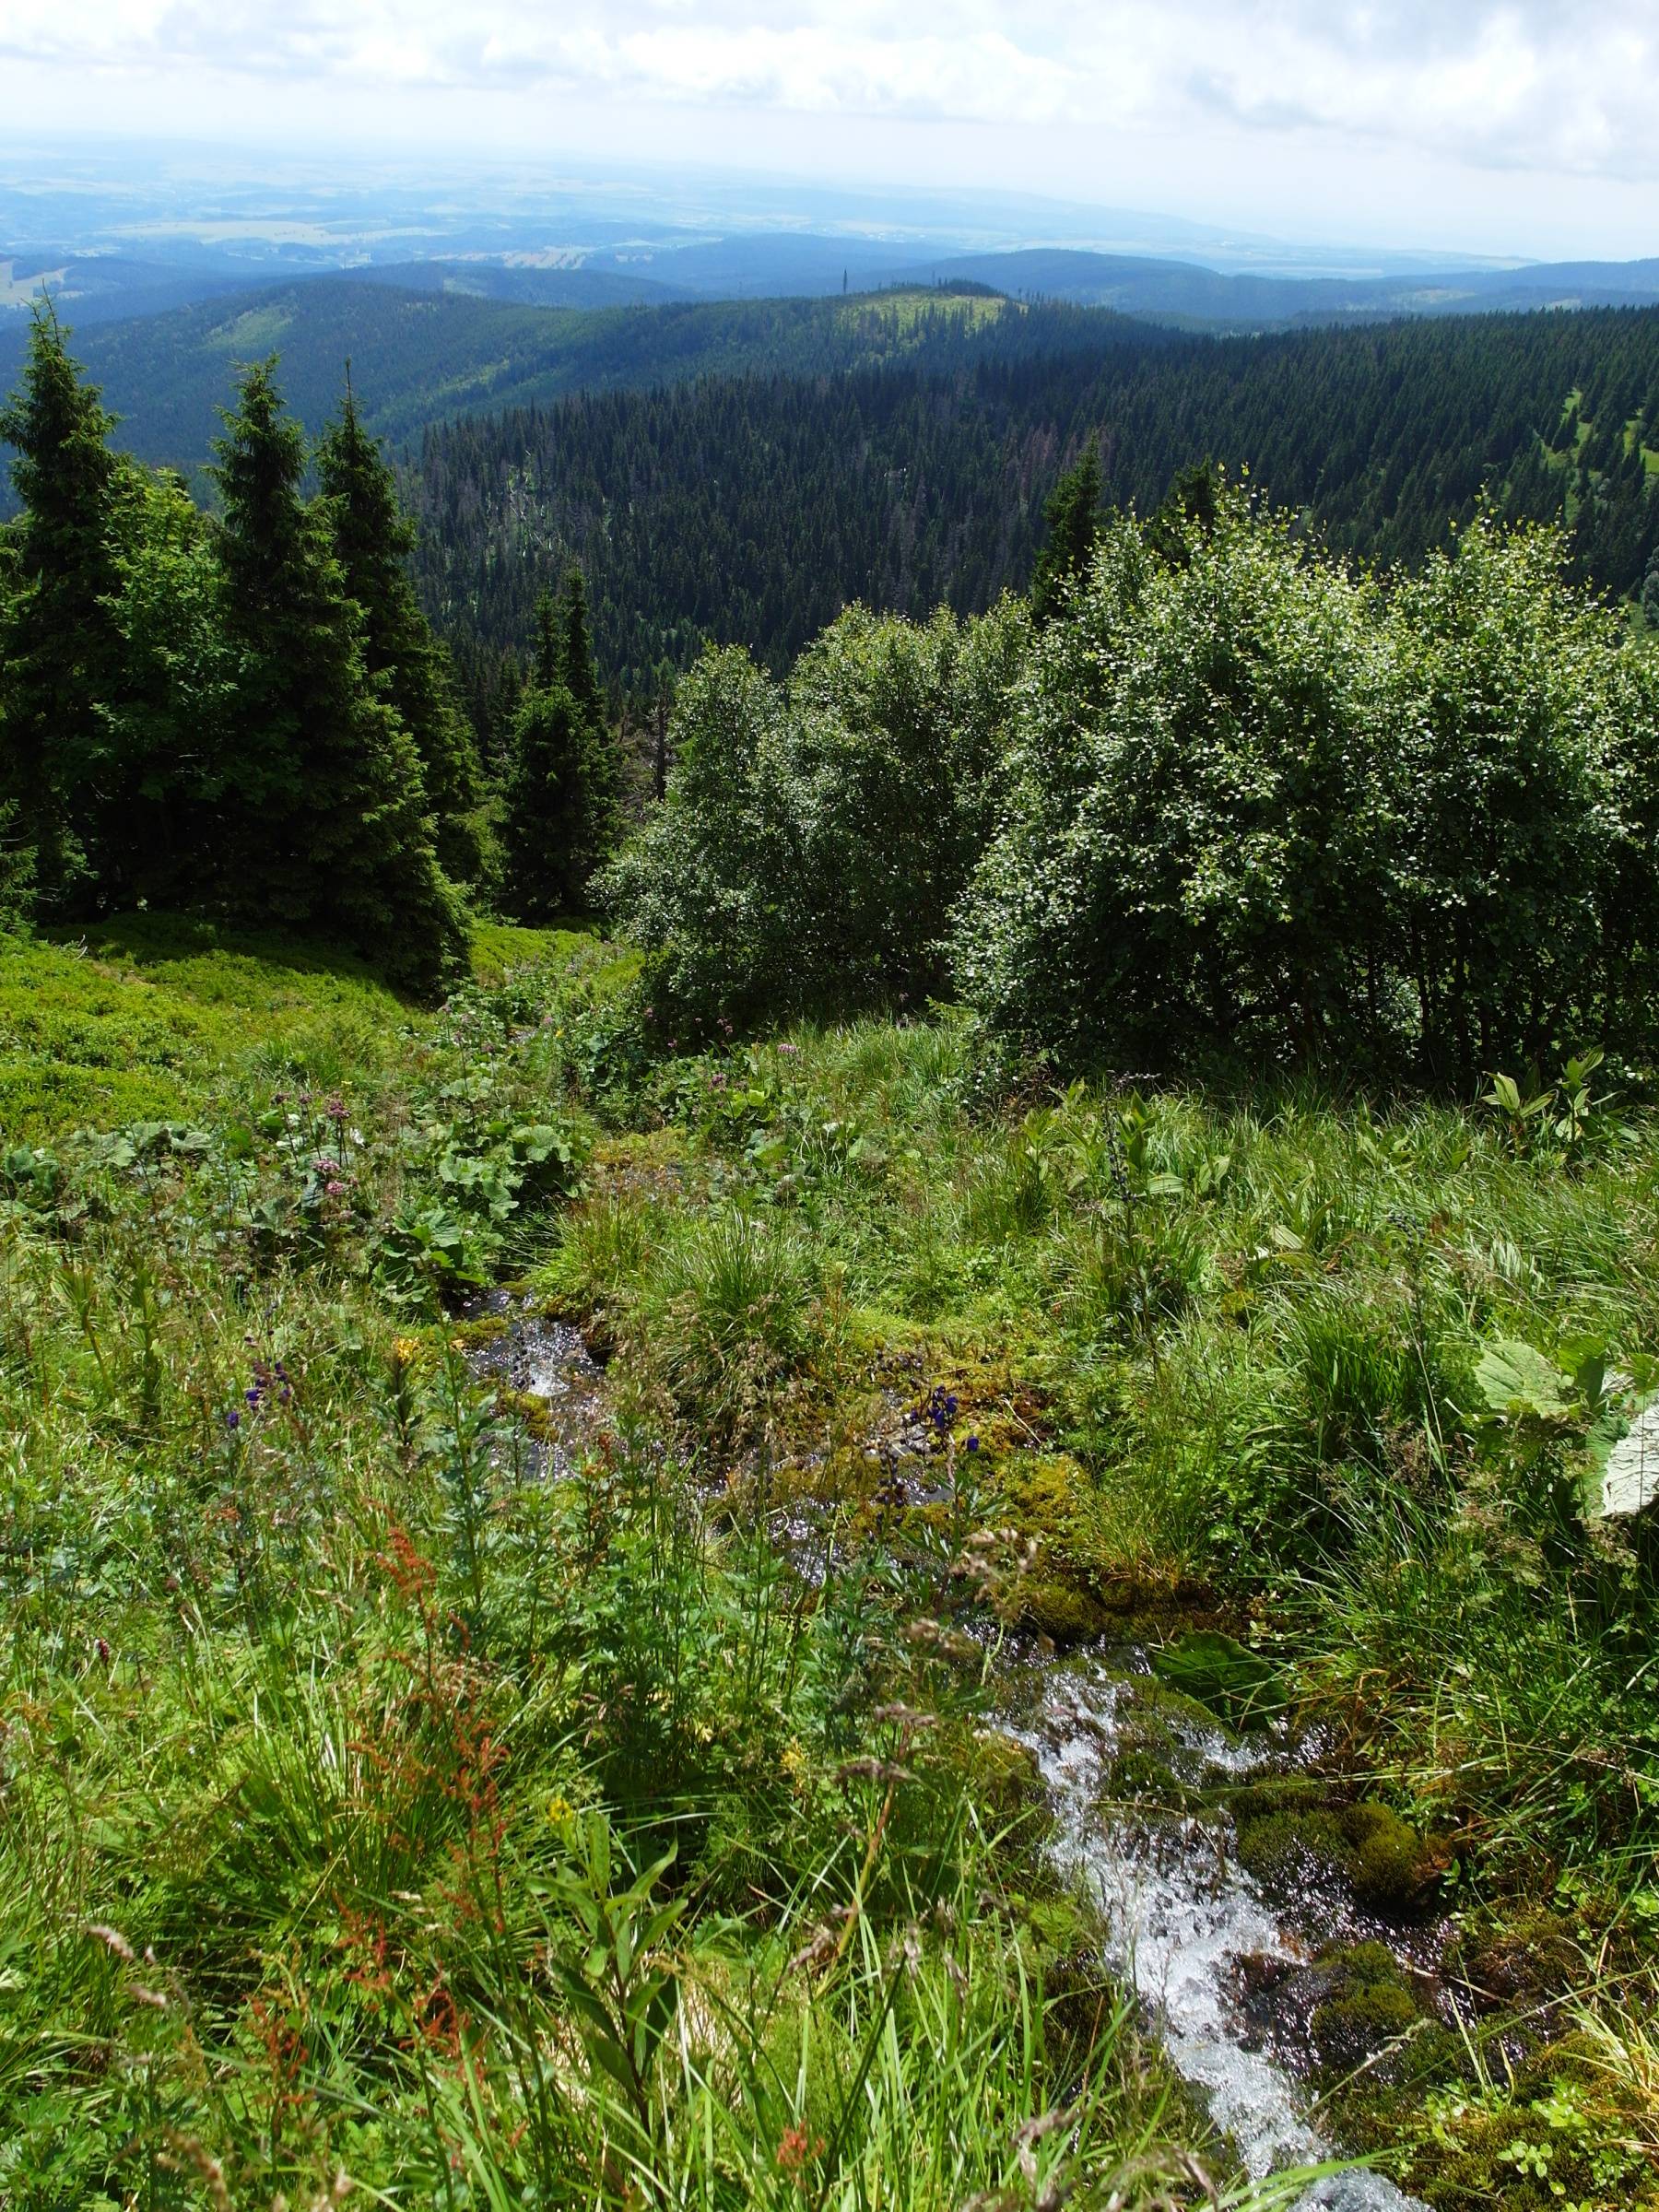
[469,1299,1437,2209]
[1001,1649,1437,2210]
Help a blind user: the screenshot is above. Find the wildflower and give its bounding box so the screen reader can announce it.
[546,1793,574,1826]
[326,1097,347,1123]
[777,1042,801,1056]
[392,1335,420,1367]
[781,1739,811,1798]
[225,1408,241,1430]
[966,1434,981,1453]
[775,2127,822,2178]
[325,1179,347,1197]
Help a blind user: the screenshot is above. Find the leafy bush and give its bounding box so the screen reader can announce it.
[958,491,1659,1078]
[602,598,1029,1029]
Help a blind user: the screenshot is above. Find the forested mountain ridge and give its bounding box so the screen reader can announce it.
[0,276,1165,484]
[408,304,1659,712]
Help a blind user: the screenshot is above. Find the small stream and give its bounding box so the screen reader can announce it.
[470,1303,1429,2211]
[1001,1651,1429,2210]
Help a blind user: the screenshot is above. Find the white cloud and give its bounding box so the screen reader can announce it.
[2,2,1656,182]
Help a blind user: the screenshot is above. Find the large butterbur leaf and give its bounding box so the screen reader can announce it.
[1474,1339,1576,1424]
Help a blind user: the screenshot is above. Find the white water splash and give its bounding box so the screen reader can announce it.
[1009,1658,1428,2209]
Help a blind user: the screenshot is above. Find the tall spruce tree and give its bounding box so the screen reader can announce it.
[1147,459,1224,570]
[501,564,619,919]
[555,563,605,732]
[209,360,465,992]
[1030,442,1103,628]
[0,300,130,912]
[316,380,484,884]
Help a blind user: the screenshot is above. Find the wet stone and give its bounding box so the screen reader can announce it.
[1002,1646,1439,2206]
[463,1291,612,1478]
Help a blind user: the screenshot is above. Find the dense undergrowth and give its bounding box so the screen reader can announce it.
[4,921,1657,2208]
[1,922,1269,2212]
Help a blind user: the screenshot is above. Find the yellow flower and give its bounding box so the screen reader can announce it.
[547,1793,574,1827]
[392,1335,420,1367]
[781,1740,810,1799]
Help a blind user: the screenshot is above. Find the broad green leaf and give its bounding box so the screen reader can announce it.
[1475,1338,1575,1423]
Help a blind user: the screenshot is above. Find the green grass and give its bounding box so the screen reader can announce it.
[838,287,1010,339]
[0,914,640,1142]
[6,924,1657,2208]
[0,924,1274,2211]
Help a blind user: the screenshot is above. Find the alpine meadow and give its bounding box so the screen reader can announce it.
[5,65,1659,2212]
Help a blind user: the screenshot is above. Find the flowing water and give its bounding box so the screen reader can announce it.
[1002,1650,1430,2209]
[474,1304,1430,2210]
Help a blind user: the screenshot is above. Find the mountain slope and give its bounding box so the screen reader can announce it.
[0,276,1166,477]
[406,306,1659,711]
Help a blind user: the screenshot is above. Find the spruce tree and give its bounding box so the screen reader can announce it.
[501,565,620,918]
[316,381,484,883]
[502,680,589,920]
[209,360,465,992]
[555,563,605,731]
[0,300,129,912]
[531,588,561,690]
[1147,460,1224,570]
[1030,443,1102,627]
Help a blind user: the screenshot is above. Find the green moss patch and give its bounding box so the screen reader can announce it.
[1226,1777,1438,1910]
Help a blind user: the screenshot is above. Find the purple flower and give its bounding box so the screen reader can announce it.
[226,1409,241,1430]
[966,1435,980,1453]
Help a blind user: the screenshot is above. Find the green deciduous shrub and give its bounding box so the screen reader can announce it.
[959,491,1659,1079]
[602,598,1029,1029]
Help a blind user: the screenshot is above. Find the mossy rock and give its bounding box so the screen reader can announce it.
[1228,1778,1436,1910]
[445,1312,512,1350]
[491,1385,557,1441]
[1093,1679,1236,1811]
[1448,1904,1584,2011]
[994,1452,1123,1645]
[1127,1677,1236,1743]
[1014,1575,1113,1644]
[1104,1747,1200,1809]
[1309,1941,1424,2073]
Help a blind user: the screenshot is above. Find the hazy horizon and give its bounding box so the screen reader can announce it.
[2,4,1657,265]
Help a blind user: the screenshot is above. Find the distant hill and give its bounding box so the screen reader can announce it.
[0,277,1166,480]
[0,250,274,326]
[891,248,1659,329]
[358,261,696,312]
[406,305,1659,715]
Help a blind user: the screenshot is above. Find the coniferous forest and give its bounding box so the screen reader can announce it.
[5,283,1659,2212]
[407,303,1659,724]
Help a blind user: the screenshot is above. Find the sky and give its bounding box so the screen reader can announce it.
[1,2,1657,260]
